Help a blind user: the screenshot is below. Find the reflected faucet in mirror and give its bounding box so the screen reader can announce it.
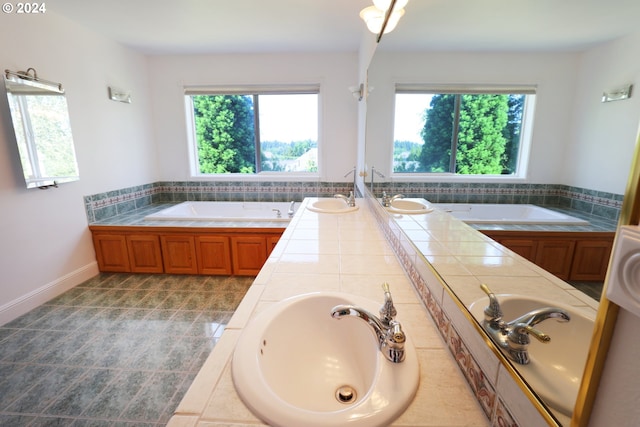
[3,68,79,189]
[371,165,385,197]
[479,284,570,364]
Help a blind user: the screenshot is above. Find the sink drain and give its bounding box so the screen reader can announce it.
[335,385,357,404]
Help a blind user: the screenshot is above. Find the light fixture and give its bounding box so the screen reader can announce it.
[348,83,374,102]
[349,83,364,101]
[108,86,132,103]
[602,84,633,103]
[372,0,408,10]
[359,0,408,39]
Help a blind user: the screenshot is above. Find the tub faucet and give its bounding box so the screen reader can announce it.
[331,283,406,363]
[288,201,296,218]
[479,284,570,364]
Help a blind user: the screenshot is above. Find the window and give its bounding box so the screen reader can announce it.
[186,87,319,175]
[393,86,535,176]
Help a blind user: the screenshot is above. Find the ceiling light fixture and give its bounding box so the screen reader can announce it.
[359,0,408,42]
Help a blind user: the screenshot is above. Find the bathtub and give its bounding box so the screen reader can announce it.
[144,201,294,222]
[433,203,589,225]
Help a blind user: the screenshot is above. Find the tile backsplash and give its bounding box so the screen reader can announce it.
[83,180,355,223]
[369,182,623,221]
[84,180,623,224]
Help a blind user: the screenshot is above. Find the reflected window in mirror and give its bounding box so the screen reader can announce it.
[4,72,79,189]
[185,86,319,176]
[392,86,535,177]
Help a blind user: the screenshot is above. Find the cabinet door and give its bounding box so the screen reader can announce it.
[267,235,281,256]
[196,236,232,275]
[126,235,163,273]
[570,240,613,281]
[498,238,537,262]
[231,236,267,276]
[535,240,576,280]
[161,235,198,275]
[93,234,131,272]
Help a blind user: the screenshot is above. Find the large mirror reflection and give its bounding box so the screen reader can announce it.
[363,4,640,424]
[3,69,79,189]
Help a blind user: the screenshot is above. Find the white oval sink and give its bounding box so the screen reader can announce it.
[232,292,419,427]
[306,198,359,213]
[385,199,433,215]
[469,294,594,419]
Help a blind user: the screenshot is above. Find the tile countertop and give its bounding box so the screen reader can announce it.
[166,198,489,427]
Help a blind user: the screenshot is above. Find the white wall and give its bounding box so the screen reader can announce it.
[147,53,359,182]
[0,12,158,323]
[365,51,581,184]
[564,31,640,194]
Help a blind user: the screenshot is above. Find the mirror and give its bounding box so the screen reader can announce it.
[363,27,636,427]
[3,69,79,189]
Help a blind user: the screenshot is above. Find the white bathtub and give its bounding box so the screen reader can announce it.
[433,203,589,225]
[144,201,294,222]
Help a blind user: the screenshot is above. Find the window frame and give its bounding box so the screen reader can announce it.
[391,84,537,181]
[184,85,321,179]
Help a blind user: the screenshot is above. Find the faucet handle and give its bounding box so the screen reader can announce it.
[380,282,397,325]
[508,323,551,345]
[506,323,551,364]
[480,283,503,323]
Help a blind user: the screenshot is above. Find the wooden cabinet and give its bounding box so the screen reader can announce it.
[161,235,198,274]
[90,226,282,276]
[482,230,614,281]
[126,235,164,273]
[570,240,613,281]
[267,235,280,255]
[534,240,575,280]
[196,236,232,275]
[93,234,130,272]
[231,236,268,276]
[498,238,537,262]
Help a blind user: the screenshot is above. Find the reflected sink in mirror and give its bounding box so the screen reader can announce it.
[306,198,359,213]
[385,198,434,215]
[232,292,419,427]
[469,294,595,422]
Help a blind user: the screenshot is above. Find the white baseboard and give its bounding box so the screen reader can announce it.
[0,262,100,326]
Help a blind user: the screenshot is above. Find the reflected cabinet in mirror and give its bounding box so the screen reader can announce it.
[3,69,79,189]
[364,20,639,427]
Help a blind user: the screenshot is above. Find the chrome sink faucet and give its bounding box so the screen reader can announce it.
[381,191,404,207]
[331,283,406,363]
[334,191,356,207]
[479,284,570,364]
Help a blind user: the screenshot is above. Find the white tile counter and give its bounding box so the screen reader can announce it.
[167,198,489,427]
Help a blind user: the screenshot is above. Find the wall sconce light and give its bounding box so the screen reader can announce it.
[348,83,374,102]
[602,84,633,103]
[360,0,408,41]
[349,83,365,101]
[108,86,132,103]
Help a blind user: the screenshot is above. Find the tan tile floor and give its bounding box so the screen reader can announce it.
[0,273,253,426]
